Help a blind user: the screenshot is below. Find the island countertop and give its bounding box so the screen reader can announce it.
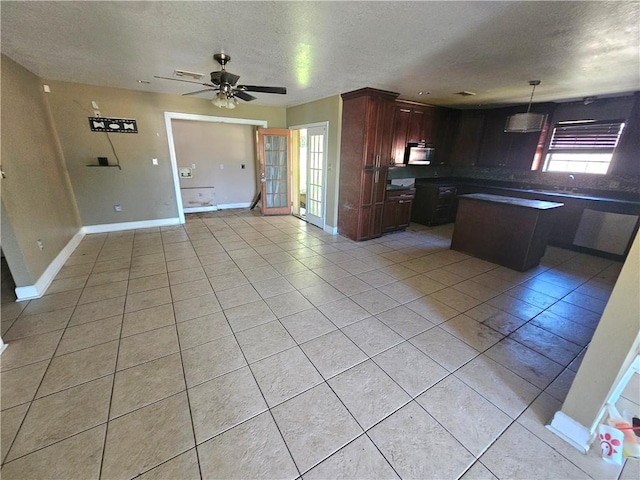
[458,193,564,210]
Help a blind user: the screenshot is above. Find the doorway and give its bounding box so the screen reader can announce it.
[164,112,267,223]
[291,123,327,229]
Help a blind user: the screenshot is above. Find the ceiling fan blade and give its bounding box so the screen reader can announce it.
[234,90,257,102]
[221,71,241,86]
[238,85,287,95]
[182,88,217,97]
[154,76,215,88]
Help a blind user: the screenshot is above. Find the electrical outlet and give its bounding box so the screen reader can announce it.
[152,158,158,166]
[37,240,44,251]
[114,205,122,212]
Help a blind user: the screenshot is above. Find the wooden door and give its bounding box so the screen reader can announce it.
[257,128,291,215]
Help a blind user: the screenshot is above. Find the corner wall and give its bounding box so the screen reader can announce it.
[1,55,81,286]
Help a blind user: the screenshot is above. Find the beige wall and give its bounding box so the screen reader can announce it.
[286,95,342,229]
[1,55,81,286]
[46,81,286,226]
[560,231,640,429]
[172,120,257,206]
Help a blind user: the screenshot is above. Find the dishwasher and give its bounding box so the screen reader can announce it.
[573,209,639,256]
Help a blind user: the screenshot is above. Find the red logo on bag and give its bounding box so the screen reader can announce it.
[600,432,621,456]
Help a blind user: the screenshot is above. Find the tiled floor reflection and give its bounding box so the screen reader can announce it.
[1,211,638,479]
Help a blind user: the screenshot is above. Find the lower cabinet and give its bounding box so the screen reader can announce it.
[382,189,415,232]
[411,183,458,226]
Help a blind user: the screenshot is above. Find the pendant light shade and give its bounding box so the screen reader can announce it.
[505,80,545,133]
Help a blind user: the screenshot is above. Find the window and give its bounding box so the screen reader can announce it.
[543,120,626,174]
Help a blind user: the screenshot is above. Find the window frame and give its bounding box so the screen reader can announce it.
[542,119,626,175]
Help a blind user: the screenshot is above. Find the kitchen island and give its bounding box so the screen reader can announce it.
[451,193,564,271]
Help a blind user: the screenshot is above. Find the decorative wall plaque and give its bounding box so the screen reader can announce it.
[88,117,138,133]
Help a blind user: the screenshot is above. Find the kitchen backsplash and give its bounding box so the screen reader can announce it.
[388,165,639,194]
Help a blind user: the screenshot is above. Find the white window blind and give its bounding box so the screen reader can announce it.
[543,120,625,174]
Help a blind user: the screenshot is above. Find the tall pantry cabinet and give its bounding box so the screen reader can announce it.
[338,88,399,241]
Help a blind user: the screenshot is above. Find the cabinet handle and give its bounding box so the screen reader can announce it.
[374,170,379,184]
[375,155,380,168]
[398,200,404,204]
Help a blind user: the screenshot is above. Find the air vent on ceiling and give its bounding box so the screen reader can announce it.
[173,70,204,80]
[455,91,477,96]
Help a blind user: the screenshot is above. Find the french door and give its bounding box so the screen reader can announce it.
[304,126,326,228]
[257,128,291,215]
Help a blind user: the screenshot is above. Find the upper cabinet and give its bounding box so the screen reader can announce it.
[449,110,484,166]
[611,92,640,176]
[390,101,439,165]
[476,104,555,169]
[445,103,555,169]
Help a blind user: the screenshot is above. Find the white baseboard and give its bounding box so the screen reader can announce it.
[323,225,338,235]
[82,217,182,234]
[217,202,251,210]
[14,229,85,301]
[546,411,593,454]
[184,206,217,213]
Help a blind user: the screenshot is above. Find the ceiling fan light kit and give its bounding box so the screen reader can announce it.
[154,53,286,109]
[504,80,546,133]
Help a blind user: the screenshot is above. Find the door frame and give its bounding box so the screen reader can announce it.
[163,112,268,223]
[288,121,329,229]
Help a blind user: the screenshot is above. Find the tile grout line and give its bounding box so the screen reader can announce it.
[1,234,110,467]
[97,231,133,480]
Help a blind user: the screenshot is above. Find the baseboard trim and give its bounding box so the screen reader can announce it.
[323,225,338,235]
[14,229,85,301]
[184,206,217,213]
[217,202,251,210]
[546,411,593,454]
[82,217,182,234]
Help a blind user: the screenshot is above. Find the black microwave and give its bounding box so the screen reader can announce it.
[404,142,435,165]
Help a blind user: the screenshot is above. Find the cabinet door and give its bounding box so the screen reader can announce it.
[434,107,459,165]
[408,108,427,143]
[391,106,411,165]
[397,199,413,228]
[408,106,438,144]
[450,111,485,166]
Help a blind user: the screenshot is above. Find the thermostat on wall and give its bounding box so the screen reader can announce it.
[179,167,193,178]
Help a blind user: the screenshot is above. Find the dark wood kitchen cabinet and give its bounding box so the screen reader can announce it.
[382,188,415,232]
[390,100,438,165]
[449,110,486,166]
[476,104,555,169]
[411,183,458,226]
[338,88,399,241]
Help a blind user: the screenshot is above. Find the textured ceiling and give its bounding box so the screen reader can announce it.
[2,1,639,108]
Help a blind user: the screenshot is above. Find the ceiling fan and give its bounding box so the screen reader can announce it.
[154,53,287,109]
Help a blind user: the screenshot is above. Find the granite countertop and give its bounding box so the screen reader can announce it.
[386,185,416,191]
[459,193,564,210]
[414,178,640,206]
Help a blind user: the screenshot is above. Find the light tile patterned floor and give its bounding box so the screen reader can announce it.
[1,211,639,479]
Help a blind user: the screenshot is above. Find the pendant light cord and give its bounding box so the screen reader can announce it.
[526,80,541,113]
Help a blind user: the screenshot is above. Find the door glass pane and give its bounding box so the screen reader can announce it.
[263,134,288,209]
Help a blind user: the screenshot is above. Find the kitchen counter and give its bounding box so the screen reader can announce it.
[414,178,640,206]
[413,177,640,259]
[386,185,416,192]
[452,193,563,271]
[460,193,564,210]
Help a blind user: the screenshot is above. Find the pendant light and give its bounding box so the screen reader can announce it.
[504,80,546,133]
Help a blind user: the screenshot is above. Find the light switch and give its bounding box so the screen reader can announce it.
[152,158,158,165]
[220,164,224,170]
